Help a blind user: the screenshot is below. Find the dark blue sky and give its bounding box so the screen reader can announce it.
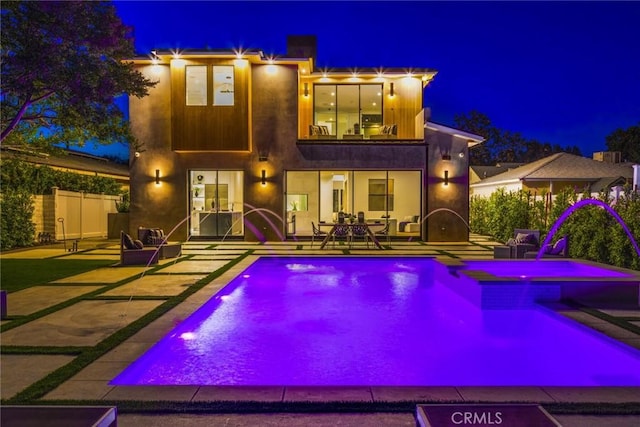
[106,1,640,161]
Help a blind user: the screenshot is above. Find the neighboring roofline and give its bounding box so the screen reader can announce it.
[424,121,485,147]
[470,178,521,188]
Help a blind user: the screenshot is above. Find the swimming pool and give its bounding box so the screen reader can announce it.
[111,257,640,387]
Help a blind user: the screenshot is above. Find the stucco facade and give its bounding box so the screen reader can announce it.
[127,36,483,242]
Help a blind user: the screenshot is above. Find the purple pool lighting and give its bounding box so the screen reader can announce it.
[111,257,640,387]
[461,259,634,279]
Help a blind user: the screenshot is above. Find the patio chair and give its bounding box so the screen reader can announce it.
[311,222,327,247]
[506,228,540,259]
[332,223,350,248]
[524,235,569,259]
[374,222,391,246]
[350,223,369,248]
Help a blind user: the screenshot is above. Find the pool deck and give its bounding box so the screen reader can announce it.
[1,234,640,426]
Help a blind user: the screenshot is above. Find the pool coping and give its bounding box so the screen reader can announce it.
[40,255,640,405]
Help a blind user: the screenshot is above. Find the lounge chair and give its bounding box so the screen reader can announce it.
[120,231,159,266]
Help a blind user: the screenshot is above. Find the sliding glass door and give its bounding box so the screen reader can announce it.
[189,170,243,238]
[285,170,421,237]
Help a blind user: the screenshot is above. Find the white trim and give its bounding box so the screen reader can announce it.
[424,121,485,146]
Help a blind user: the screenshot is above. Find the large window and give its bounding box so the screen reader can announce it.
[313,84,383,138]
[285,170,421,236]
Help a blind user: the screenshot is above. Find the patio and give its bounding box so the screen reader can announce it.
[1,235,639,426]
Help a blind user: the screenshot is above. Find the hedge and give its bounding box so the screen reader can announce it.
[470,187,640,270]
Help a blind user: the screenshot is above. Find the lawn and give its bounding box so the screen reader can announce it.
[0,259,115,292]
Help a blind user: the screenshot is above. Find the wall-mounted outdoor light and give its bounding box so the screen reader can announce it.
[155,169,160,185]
[303,82,309,97]
[443,170,449,186]
[441,154,451,161]
[389,82,395,97]
[261,169,266,186]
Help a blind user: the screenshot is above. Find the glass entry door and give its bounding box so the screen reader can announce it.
[190,170,243,238]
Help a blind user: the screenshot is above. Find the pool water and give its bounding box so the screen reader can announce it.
[111,257,640,386]
[461,259,634,279]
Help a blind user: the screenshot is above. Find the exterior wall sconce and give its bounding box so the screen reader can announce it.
[441,154,451,161]
[389,82,395,97]
[155,169,160,185]
[261,169,266,186]
[258,155,268,162]
[303,82,309,97]
[443,170,449,186]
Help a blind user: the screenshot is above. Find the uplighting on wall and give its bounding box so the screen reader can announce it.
[389,82,395,97]
[303,82,309,97]
[261,170,266,186]
[443,170,449,186]
[155,169,160,185]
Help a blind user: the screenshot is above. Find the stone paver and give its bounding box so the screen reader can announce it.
[0,249,67,259]
[456,387,556,403]
[6,285,104,315]
[52,266,151,283]
[181,249,248,255]
[193,386,284,402]
[101,274,206,297]
[2,237,639,425]
[371,386,462,402]
[284,387,373,402]
[0,354,74,400]
[158,260,230,274]
[59,254,120,260]
[117,413,416,427]
[1,300,163,346]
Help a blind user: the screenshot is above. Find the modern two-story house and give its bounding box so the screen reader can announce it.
[126,35,483,242]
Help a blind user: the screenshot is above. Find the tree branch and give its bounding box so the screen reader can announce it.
[0,96,33,142]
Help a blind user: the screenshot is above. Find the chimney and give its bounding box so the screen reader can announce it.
[286,35,317,62]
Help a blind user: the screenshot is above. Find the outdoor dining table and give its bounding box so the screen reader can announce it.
[318,222,384,250]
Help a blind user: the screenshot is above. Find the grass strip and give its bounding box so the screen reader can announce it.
[0,259,116,292]
[1,346,89,355]
[4,253,250,404]
[564,300,640,336]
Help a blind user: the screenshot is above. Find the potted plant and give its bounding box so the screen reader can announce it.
[108,192,130,238]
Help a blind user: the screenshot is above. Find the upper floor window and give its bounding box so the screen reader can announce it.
[213,65,234,106]
[314,84,383,138]
[185,65,235,106]
[186,65,207,106]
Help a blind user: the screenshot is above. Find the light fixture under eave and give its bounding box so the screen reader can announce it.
[303,82,309,97]
[261,170,266,186]
[389,82,395,97]
[155,169,160,185]
[443,170,449,186]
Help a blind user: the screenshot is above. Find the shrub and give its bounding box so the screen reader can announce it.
[470,186,640,270]
[1,189,36,250]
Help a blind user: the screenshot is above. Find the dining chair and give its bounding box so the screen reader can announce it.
[311,222,327,247]
[374,223,391,246]
[332,223,350,248]
[350,223,369,248]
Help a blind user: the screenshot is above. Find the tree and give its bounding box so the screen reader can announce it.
[605,123,640,163]
[454,110,582,165]
[0,1,156,152]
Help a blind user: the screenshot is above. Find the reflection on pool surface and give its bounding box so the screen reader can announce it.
[111,257,640,387]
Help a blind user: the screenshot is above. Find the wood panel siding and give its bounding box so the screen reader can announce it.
[171,59,250,151]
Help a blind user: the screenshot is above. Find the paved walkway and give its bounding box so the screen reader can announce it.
[1,235,639,426]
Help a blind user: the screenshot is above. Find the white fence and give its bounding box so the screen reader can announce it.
[34,187,120,241]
